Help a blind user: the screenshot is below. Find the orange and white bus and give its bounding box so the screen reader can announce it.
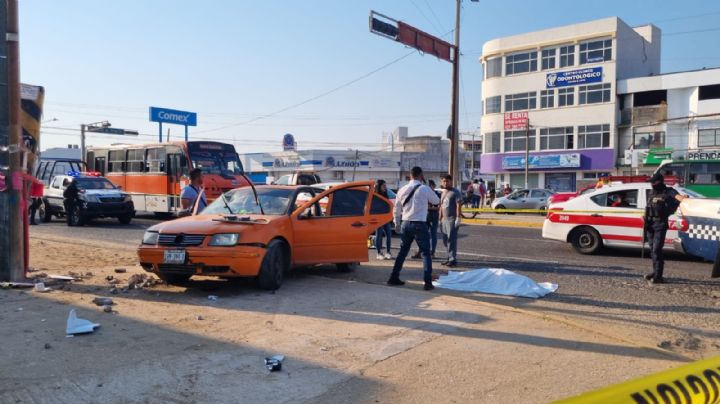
[86,141,249,214]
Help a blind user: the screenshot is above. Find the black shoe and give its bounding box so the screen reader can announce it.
[411,252,422,259]
[387,278,405,286]
[650,277,666,285]
[423,283,435,291]
[644,273,654,281]
[440,261,450,266]
[30,221,37,226]
[446,261,457,268]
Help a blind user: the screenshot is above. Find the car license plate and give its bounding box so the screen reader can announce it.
[163,250,186,264]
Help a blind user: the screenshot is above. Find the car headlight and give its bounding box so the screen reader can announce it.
[142,231,159,245]
[209,233,239,246]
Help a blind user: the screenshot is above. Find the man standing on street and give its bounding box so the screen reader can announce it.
[440,174,462,267]
[643,172,686,284]
[388,166,440,290]
[411,179,440,259]
[62,178,80,225]
[181,168,207,215]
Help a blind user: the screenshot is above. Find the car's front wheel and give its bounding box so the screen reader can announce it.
[336,262,358,273]
[570,226,602,254]
[38,200,53,223]
[118,214,132,224]
[67,205,85,227]
[258,239,289,290]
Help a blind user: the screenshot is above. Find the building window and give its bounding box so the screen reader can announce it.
[579,38,612,64]
[699,84,720,100]
[633,131,665,149]
[582,172,610,179]
[505,51,537,75]
[578,124,610,149]
[504,130,536,152]
[505,92,537,111]
[540,90,554,109]
[559,45,575,67]
[486,57,502,78]
[558,87,574,107]
[485,132,501,153]
[579,83,612,104]
[698,128,720,147]
[485,95,501,114]
[539,127,573,150]
[541,48,556,70]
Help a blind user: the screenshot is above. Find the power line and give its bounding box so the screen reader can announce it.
[653,10,720,23]
[663,26,720,37]
[423,0,446,33]
[409,0,443,35]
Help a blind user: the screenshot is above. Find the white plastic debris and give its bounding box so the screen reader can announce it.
[34,282,51,293]
[264,355,285,371]
[433,268,558,298]
[66,309,100,335]
[208,295,219,302]
[48,274,74,281]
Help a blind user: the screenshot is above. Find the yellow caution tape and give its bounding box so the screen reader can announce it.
[555,355,720,404]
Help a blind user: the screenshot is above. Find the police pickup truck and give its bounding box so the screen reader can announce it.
[674,198,720,277]
[39,171,135,226]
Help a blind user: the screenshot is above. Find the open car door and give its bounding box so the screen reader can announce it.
[290,181,392,266]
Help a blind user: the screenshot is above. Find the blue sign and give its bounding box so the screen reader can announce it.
[546,67,602,88]
[149,107,197,126]
[283,133,296,151]
[502,153,581,169]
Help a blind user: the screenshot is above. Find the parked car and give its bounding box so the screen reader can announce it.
[543,182,701,254]
[674,198,720,272]
[491,188,555,212]
[272,173,321,186]
[137,181,392,289]
[39,172,135,226]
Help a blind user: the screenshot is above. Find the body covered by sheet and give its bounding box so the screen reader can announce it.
[433,268,558,298]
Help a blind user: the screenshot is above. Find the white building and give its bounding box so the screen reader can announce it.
[479,17,661,191]
[616,67,720,174]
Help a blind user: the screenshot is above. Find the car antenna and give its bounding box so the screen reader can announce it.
[242,173,264,215]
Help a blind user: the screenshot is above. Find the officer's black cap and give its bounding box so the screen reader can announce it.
[649,172,664,184]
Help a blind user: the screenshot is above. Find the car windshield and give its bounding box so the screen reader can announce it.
[203,187,293,216]
[75,178,116,190]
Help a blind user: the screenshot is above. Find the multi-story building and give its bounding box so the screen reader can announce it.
[479,17,661,192]
[616,67,720,175]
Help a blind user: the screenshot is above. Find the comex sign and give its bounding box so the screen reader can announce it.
[546,67,602,88]
[149,106,197,142]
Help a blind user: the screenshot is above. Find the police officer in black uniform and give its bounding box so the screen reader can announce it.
[63,178,80,225]
[643,172,686,284]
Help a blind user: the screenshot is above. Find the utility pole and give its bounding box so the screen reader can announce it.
[449,0,461,185]
[80,124,85,161]
[352,149,359,181]
[1,0,24,281]
[524,117,530,189]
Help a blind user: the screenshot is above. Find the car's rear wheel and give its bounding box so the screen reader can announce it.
[118,214,132,224]
[336,262,358,273]
[38,200,52,223]
[570,226,602,254]
[460,199,477,219]
[495,204,514,214]
[258,239,288,290]
[157,273,191,285]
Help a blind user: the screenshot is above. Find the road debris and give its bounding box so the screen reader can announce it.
[196,315,204,321]
[0,282,34,289]
[264,355,285,372]
[44,343,51,349]
[102,305,113,313]
[208,295,219,302]
[48,274,74,281]
[66,309,100,335]
[34,282,52,293]
[114,268,127,274]
[92,297,114,306]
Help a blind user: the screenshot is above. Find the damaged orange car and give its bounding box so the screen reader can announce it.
[137,181,392,289]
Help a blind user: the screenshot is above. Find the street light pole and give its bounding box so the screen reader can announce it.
[524,118,530,189]
[80,124,86,161]
[449,0,461,185]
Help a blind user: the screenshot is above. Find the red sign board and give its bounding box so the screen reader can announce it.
[397,22,454,63]
[504,112,529,130]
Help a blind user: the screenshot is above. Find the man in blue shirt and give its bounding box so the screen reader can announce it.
[388,166,441,290]
[180,168,207,214]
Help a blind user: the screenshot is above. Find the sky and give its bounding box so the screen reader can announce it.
[19,0,720,153]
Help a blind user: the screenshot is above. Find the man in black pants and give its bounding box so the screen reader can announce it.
[643,173,686,284]
[63,178,80,225]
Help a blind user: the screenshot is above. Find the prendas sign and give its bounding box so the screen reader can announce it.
[546,67,602,88]
[149,107,197,126]
[504,112,528,130]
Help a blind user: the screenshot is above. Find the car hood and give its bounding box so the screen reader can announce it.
[83,189,124,196]
[148,214,284,234]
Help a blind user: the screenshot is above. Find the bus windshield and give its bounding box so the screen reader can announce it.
[187,142,244,177]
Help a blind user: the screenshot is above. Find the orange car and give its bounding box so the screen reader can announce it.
[137,181,392,289]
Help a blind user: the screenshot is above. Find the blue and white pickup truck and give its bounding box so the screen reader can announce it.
[674,198,720,277]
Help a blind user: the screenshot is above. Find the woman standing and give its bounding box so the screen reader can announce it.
[374,179,393,260]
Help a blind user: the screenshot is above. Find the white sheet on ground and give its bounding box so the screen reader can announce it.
[433,268,558,298]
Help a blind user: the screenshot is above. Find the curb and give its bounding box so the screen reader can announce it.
[461,218,543,228]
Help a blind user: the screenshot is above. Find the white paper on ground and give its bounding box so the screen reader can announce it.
[433,268,558,298]
[66,309,100,335]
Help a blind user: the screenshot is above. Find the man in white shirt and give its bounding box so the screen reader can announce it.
[388,166,441,290]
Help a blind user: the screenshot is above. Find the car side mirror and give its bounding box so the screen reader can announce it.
[117,186,123,190]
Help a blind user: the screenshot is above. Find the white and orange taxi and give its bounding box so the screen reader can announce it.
[543,182,701,254]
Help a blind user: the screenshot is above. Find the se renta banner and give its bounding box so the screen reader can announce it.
[502,153,581,170]
[546,67,603,88]
[149,107,197,126]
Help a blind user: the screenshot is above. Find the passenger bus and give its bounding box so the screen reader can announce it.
[655,159,720,198]
[86,141,249,214]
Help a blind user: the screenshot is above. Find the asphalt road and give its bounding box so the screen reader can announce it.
[29,215,720,358]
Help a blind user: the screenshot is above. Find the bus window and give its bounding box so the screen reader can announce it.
[108,150,125,172]
[127,149,145,173]
[147,147,167,173]
[689,163,720,185]
[657,163,685,184]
